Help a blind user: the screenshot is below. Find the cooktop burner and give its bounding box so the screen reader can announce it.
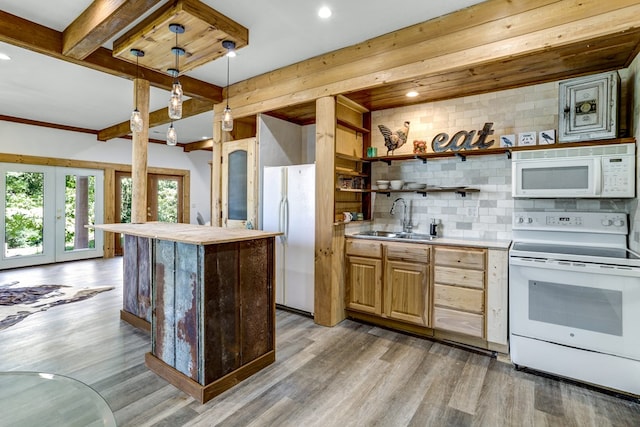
[511,211,640,268]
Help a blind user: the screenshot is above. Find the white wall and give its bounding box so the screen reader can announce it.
[0,121,212,224]
[257,115,318,228]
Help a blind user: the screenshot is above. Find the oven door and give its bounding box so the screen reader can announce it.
[510,256,640,361]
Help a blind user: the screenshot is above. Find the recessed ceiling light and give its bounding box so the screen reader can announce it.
[201,136,209,140]
[406,91,419,98]
[318,6,332,19]
[0,53,11,61]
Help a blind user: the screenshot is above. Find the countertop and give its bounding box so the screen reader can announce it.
[93,222,282,245]
[346,231,511,250]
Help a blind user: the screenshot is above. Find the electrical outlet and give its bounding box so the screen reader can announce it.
[468,207,479,217]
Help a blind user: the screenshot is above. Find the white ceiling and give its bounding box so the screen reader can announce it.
[0,0,486,145]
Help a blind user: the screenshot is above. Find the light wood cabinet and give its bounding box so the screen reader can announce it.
[344,238,508,353]
[346,240,382,315]
[346,239,430,327]
[384,260,428,326]
[383,242,429,326]
[432,246,486,338]
[346,256,382,315]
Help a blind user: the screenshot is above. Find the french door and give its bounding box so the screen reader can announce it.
[0,164,104,269]
[114,172,183,255]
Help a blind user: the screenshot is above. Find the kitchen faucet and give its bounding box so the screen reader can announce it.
[390,197,412,233]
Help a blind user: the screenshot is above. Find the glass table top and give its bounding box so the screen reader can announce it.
[0,372,116,427]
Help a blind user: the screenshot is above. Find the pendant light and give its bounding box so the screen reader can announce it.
[221,40,235,132]
[167,121,178,146]
[129,48,145,133]
[168,23,185,120]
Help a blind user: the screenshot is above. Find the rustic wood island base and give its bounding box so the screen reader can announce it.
[94,223,280,404]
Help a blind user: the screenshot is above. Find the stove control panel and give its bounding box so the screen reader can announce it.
[513,211,627,234]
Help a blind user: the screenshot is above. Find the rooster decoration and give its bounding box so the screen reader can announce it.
[378,121,410,155]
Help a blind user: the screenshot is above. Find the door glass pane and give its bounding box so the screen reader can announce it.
[529,280,622,336]
[119,177,132,223]
[522,166,588,190]
[64,175,96,251]
[4,171,45,257]
[228,150,247,220]
[157,179,179,222]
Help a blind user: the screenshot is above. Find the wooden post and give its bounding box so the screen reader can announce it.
[131,77,149,224]
[211,104,223,227]
[314,96,340,326]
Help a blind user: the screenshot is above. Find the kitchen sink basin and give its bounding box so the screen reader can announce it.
[354,230,435,241]
[396,232,434,240]
[356,230,399,238]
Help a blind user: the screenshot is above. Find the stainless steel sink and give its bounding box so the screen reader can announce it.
[396,232,434,241]
[354,230,435,241]
[355,230,399,238]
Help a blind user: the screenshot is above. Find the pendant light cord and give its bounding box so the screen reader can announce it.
[134,54,139,108]
[226,53,230,109]
[175,30,179,82]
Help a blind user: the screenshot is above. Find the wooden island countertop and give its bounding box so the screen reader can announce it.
[93,222,281,245]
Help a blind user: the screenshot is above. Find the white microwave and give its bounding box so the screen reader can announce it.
[512,143,635,198]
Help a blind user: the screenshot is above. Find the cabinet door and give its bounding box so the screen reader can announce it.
[384,260,429,326]
[346,256,382,315]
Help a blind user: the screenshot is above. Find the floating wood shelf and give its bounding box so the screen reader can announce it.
[337,187,479,197]
[368,137,636,164]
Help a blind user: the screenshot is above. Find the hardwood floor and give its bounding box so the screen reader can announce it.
[0,258,639,426]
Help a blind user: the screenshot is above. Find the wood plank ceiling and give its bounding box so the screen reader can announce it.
[260,0,640,126]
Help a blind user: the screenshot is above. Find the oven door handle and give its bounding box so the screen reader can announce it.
[510,256,640,276]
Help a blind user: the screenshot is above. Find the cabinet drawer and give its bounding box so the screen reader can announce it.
[434,266,484,289]
[384,242,429,263]
[434,284,484,313]
[433,307,484,338]
[434,247,485,270]
[346,239,382,258]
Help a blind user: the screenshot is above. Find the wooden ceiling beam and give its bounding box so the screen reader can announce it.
[183,139,213,152]
[225,0,640,119]
[0,10,222,102]
[63,0,162,59]
[98,98,213,141]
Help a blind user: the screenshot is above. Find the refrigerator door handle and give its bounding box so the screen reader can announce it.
[283,198,290,239]
[279,198,286,243]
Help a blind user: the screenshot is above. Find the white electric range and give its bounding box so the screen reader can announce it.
[509,211,640,397]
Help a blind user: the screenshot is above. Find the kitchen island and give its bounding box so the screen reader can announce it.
[94,222,281,403]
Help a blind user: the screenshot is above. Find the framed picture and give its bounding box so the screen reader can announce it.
[558,71,619,142]
[539,130,556,145]
[500,134,515,148]
[518,132,536,146]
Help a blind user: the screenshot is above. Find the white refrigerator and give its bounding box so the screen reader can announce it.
[262,164,315,314]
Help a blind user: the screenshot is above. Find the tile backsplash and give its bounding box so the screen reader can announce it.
[371,154,513,240]
[369,76,635,241]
